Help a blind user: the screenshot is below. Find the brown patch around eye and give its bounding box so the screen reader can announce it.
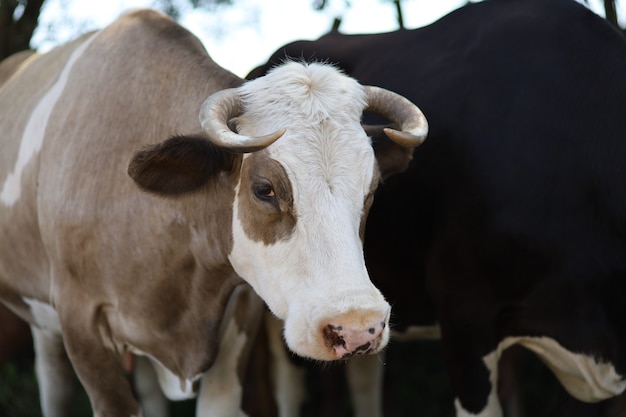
[237,152,297,244]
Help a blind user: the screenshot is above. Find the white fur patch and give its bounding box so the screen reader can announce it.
[149,358,201,401]
[346,354,385,417]
[455,396,503,417]
[236,61,367,136]
[505,336,626,401]
[453,349,502,417]
[1,32,98,206]
[31,325,74,417]
[132,356,168,417]
[458,335,626,417]
[195,309,248,417]
[128,348,201,401]
[265,312,306,417]
[23,297,62,334]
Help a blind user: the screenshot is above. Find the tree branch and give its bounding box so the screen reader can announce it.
[603,0,619,29]
[393,0,404,29]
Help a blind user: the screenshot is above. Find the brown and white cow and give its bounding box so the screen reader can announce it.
[0,8,427,417]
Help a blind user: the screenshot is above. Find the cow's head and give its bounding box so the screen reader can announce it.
[128,62,427,360]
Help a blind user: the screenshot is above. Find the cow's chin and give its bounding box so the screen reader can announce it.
[281,304,391,361]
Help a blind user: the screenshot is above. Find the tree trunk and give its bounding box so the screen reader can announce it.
[0,0,44,61]
[604,0,618,29]
[393,0,404,30]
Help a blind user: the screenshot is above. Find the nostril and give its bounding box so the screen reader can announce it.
[368,328,375,334]
[380,322,386,329]
[323,324,346,349]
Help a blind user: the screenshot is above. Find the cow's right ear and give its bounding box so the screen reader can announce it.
[128,134,238,196]
[366,125,415,180]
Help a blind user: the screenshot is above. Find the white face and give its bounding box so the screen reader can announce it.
[227,61,392,361]
[228,122,390,361]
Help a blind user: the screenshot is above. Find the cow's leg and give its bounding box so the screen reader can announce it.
[265,311,306,417]
[346,353,384,417]
[450,355,502,417]
[0,303,31,365]
[60,304,140,417]
[497,346,524,417]
[441,325,502,417]
[455,349,501,417]
[195,284,264,417]
[30,326,75,417]
[133,355,169,417]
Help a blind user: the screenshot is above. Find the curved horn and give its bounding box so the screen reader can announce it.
[364,86,428,148]
[199,88,286,153]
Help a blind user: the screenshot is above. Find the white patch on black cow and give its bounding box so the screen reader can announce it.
[501,336,625,401]
[455,336,626,417]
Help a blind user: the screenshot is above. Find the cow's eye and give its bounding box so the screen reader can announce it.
[254,183,275,201]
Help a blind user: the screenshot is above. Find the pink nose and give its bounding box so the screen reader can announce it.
[321,311,388,359]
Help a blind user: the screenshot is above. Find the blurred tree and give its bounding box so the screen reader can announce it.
[0,0,235,61]
[602,0,619,29]
[0,0,44,60]
[153,0,233,20]
[392,0,405,29]
[315,0,625,35]
[313,0,407,30]
[580,0,621,31]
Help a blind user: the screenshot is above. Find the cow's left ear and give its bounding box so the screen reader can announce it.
[128,134,238,196]
[366,125,415,180]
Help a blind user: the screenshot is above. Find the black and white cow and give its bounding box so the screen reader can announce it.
[250,0,626,415]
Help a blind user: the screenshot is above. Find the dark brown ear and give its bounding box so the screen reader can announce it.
[128,134,237,196]
[366,124,415,180]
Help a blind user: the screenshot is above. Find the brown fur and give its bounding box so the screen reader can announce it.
[128,134,237,195]
[237,151,297,244]
[0,49,36,86]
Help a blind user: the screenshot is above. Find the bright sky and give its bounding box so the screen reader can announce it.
[31,0,623,78]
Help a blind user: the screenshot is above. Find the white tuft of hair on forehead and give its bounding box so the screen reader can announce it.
[235,61,374,191]
[235,61,368,138]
